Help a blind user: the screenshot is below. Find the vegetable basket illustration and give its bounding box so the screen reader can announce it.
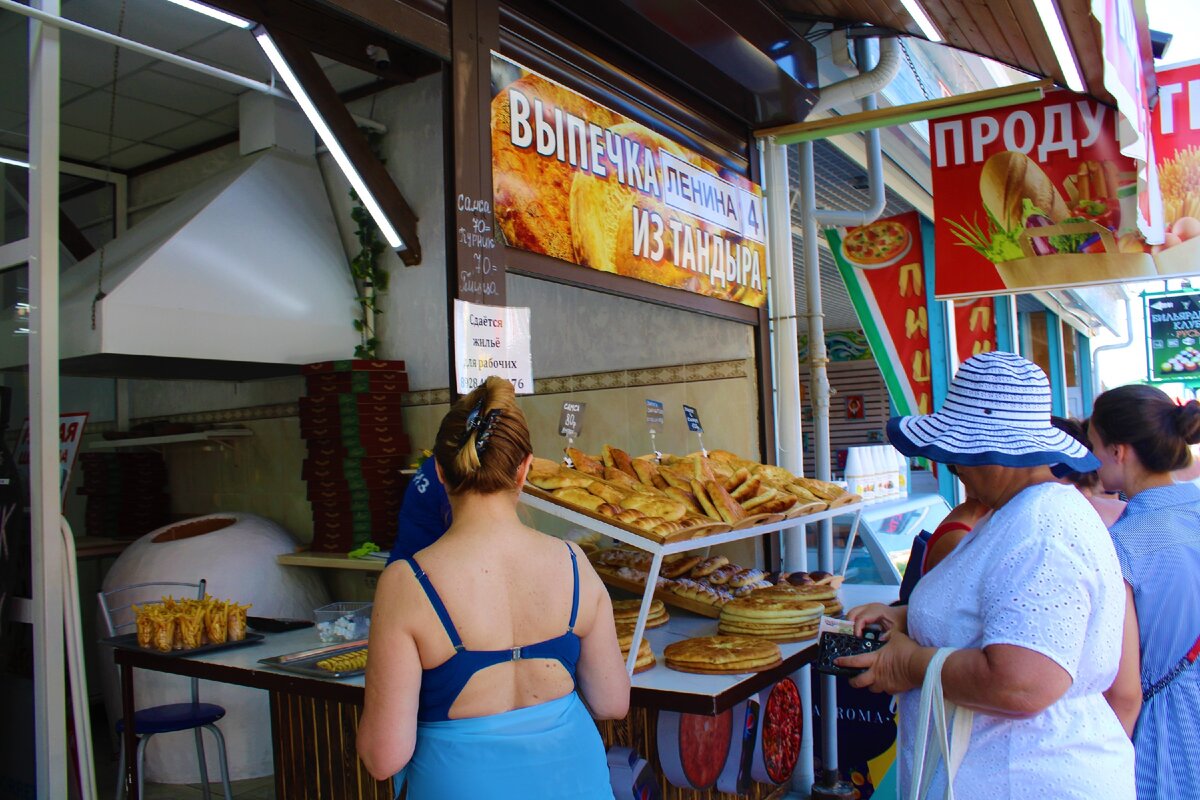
[994,220,1157,291]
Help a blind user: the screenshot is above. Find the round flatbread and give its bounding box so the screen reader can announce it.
[612,600,669,629]
[664,635,781,674]
[758,584,838,603]
[720,594,824,624]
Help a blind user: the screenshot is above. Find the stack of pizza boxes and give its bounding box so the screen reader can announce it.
[300,360,411,553]
[78,451,170,539]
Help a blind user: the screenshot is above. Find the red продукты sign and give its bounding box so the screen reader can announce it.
[931,91,1150,298]
[1149,60,1200,276]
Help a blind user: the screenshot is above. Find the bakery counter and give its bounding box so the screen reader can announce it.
[112,628,385,800]
[625,583,898,715]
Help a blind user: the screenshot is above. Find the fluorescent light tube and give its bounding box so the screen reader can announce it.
[0,156,29,169]
[164,0,253,29]
[898,0,943,43]
[1031,0,1085,93]
[254,28,405,251]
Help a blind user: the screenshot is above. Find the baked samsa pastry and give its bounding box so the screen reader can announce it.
[619,492,687,522]
[553,486,608,512]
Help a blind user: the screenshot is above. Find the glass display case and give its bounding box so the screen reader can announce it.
[832,493,953,584]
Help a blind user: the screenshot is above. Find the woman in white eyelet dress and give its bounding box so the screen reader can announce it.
[899,482,1134,798]
[842,352,1135,800]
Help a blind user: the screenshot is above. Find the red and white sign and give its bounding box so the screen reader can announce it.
[1150,60,1200,276]
[931,92,1151,298]
[1093,0,1164,242]
[16,412,89,508]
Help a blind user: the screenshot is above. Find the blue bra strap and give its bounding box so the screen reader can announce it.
[404,557,464,651]
[567,543,580,632]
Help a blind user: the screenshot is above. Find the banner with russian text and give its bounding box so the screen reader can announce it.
[1143,289,1200,383]
[1150,60,1200,276]
[931,91,1158,298]
[827,212,931,416]
[489,54,767,308]
[953,298,998,363]
[1093,0,1163,243]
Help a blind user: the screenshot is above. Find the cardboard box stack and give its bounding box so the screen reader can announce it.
[301,360,412,553]
[78,452,169,539]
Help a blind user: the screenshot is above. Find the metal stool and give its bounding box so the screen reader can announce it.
[98,579,233,800]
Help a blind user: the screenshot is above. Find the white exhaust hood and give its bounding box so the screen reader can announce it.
[2,147,360,379]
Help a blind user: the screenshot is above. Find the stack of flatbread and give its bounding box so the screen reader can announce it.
[616,623,657,673]
[717,592,824,642]
[761,582,843,617]
[612,598,670,629]
[663,635,782,675]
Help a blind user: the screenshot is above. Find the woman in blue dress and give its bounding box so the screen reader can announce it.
[1090,384,1200,800]
[358,377,630,798]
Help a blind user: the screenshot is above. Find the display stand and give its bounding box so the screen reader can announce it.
[519,490,863,676]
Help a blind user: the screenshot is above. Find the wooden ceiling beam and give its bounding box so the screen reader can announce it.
[265,26,422,264]
[208,0,443,82]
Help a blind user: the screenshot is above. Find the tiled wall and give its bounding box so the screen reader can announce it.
[75,360,762,567]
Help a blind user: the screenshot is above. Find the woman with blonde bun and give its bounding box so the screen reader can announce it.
[1090,385,1200,800]
[358,377,629,797]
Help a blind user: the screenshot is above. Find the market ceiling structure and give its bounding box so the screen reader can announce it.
[0,0,1145,333]
[772,0,1148,107]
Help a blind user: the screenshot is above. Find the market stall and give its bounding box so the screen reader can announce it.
[111,581,898,800]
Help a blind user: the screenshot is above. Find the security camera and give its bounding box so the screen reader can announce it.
[366,45,391,70]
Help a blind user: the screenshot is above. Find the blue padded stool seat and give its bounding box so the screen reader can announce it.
[117,703,227,735]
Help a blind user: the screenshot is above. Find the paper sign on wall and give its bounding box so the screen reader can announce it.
[453,299,533,395]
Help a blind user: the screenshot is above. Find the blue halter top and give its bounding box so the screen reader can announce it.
[404,543,581,722]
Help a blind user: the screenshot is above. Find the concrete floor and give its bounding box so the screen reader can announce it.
[91,707,275,800]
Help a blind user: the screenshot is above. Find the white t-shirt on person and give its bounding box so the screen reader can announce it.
[901,482,1134,800]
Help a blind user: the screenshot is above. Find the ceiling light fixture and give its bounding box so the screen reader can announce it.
[163,0,253,29]
[897,0,943,43]
[0,156,30,169]
[1031,0,1085,93]
[254,27,405,250]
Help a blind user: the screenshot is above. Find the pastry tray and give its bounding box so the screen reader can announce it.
[102,632,265,658]
[523,486,731,543]
[258,639,369,679]
[597,567,722,619]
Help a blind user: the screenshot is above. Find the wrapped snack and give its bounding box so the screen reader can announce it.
[133,604,155,648]
[178,607,205,650]
[152,612,175,653]
[205,600,228,645]
[227,602,250,642]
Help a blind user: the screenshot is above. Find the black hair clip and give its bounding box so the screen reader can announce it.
[474,409,504,456]
[458,400,486,448]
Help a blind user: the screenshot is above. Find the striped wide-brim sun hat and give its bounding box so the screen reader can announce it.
[887,351,1100,471]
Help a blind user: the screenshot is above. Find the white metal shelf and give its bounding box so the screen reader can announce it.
[519,489,864,676]
[88,428,253,451]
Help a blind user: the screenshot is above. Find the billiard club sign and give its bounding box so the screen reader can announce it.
[1145,290,1200,383]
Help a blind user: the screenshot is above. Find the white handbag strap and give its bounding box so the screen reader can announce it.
[907,647,975,800]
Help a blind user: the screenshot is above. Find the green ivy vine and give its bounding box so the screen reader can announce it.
[348,128,388,359]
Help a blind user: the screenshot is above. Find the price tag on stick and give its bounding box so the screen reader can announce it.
[559,401,585,466]
[645,399,664,461]
[682,404,707,457]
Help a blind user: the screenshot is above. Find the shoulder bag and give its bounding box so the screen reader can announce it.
[907,647,975,800]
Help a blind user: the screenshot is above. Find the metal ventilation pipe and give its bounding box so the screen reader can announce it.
[797,35,899,800]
